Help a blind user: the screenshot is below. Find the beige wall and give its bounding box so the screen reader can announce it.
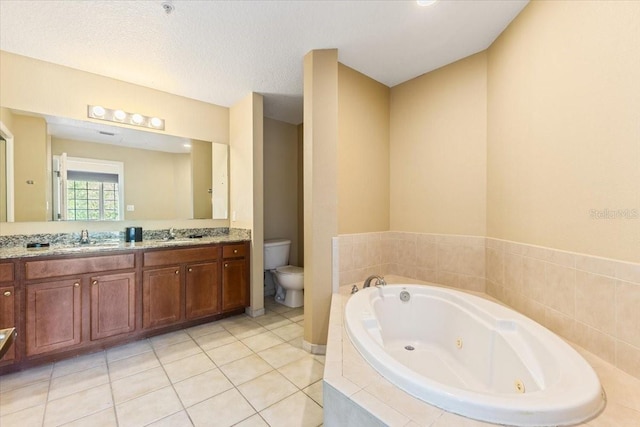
[390,52,488,237]
[52,138,191,220]
[0,107,15,223]
[303,49,338,348]
[0,50,230,233]
[487,0,640,263]
[230,92,264,315]
[337,64,390,234]
[297,124,304,265]
[263,117,300,266]
[191,139,212,219]
[13,114,49,221]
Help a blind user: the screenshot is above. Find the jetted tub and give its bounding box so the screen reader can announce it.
[345,284,605,426]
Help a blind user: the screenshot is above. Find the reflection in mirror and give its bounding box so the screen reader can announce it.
[0,109,228,222]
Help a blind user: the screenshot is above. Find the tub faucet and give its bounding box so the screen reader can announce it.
[363,275,386,288]
[80,229,90,244]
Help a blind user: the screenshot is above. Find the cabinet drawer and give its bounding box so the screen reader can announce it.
[25,254,135,280]
[223,244,246,259]
[0,263,14,282]
[144,246,218,267]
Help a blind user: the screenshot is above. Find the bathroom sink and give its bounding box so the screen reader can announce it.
[57,242,122,252]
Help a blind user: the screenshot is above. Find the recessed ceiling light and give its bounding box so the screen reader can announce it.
[417,0,437,6]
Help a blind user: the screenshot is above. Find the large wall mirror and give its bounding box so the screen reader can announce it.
[0,108,228,223]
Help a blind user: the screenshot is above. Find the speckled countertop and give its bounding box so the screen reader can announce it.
[0,228,251,259]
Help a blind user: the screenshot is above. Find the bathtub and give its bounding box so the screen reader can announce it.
[344,284,605,426]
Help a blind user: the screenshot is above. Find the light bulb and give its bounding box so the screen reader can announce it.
[150,117,163,128]
[91,105,106,118]
[131,114,144,125]
[417,0,437,6]
[113,110,127,121]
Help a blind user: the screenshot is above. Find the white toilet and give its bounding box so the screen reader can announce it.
[264,239,304,308]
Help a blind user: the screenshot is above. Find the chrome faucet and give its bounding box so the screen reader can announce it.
[363,275,387,288]
[80,229,90,244]
[168,227,176,240]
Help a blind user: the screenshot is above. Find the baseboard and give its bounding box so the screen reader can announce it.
[303,339,327,355]
[245,306,265,317]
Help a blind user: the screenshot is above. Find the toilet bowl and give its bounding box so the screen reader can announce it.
[274,265,304,308]
[264,239,304,308]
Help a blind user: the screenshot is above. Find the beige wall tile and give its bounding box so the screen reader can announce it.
[504,252,523,292]
[544,263,576,317]
[522,257,545,302]
[575,272,616,336]
[485,247,504,285]
[616,282,640,348]
[616,341,640,380]
[573,322,616,364]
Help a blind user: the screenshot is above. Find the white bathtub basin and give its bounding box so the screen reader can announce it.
[345,284,605,426]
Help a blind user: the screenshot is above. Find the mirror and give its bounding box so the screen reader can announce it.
[0,108,228,222]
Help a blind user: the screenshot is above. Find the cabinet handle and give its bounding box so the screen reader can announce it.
[92,280,98,286]
[224,263,228,268]
[233,249,238,254]
[188,268,192,272]
[74,283,80,287]
[3,291,10,297]
[175,270,180,274]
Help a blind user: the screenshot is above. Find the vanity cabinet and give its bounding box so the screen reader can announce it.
[142,246,220,329]
[1,240,249,374]
[142,266,182,329]
[24,254,136,357]
[90,272,136,340]
[221,243,249,312]
[26,278,82,356]
[0,262,16,363]
[185,261,219,320]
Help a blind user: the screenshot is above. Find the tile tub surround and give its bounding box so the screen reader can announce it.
[485,238,640,381]
[338,232,486,292]
[337,232,640,381]
[324,278,640,427]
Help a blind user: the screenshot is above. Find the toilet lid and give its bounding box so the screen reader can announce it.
[275,265,303,275]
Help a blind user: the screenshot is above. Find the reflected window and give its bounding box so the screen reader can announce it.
[66,175,120,221]
[53,155,124,221]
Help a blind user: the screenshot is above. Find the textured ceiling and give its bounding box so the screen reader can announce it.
[0,0,528,125]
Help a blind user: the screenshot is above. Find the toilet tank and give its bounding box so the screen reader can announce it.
[264,239,291,270]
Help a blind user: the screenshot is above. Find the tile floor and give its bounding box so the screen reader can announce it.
[0,299,324,427]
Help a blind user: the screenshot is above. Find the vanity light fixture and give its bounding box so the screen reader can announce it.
[87,105,165,130]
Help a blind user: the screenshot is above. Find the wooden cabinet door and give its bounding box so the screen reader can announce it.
[185,261,220,320]
[142,266,182,329]
[90,272,136,340]
[221,259,248,312]
[26,279,82,356]
[0,286,16,362]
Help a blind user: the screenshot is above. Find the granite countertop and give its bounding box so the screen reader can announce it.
[0,228,251,260]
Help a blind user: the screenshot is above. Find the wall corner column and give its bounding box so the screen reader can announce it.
[303,49,338,351]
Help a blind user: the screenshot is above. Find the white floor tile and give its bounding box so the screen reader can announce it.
[187,388,255,427]
[237,370,298,411]
[115,386,183,427]
[173,368,234,408]
[260,391,323,427]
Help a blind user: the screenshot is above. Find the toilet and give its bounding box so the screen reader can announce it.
[264,239,304,308]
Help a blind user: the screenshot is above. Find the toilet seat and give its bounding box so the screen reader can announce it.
[275,265,303,275]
